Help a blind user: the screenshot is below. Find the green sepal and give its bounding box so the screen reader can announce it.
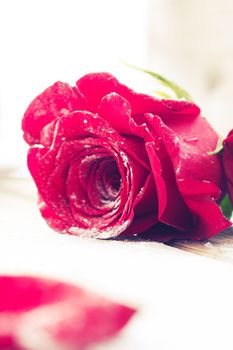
[154,90,173,99]
[125,63,193,101]
[220,194,233,219]
[208,136,224,155]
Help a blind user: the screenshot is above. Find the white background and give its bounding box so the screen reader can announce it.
[0,0,149,170]
[1,0,233,173]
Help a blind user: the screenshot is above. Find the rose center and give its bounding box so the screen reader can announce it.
[99,158,122,202]
[111,174,121,191]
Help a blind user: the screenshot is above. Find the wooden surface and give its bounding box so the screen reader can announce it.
[1,176,233,349]
[171,228,233,263]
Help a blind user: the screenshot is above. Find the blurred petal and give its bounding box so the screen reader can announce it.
[0,276,135,350]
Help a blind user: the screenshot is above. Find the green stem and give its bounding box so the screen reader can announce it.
[125,62,193,101]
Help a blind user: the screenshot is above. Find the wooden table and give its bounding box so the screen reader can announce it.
[1,177,233,350]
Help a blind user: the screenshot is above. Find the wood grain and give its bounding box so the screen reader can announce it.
[170,228,233,264]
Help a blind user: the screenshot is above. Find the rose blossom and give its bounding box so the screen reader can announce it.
[223,129,233,205]
[22,73,231,241]
[0,275,135,349]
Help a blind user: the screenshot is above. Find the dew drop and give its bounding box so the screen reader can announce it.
[183,137,198,143]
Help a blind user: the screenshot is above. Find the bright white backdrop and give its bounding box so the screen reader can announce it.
[1,0,232,173]
[0,0,149,170]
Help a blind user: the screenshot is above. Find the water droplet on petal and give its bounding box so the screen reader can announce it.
[183,137,198,143]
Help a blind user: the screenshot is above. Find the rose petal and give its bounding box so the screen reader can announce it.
[41,110,151,172]
[122,174,158,236]
[38,197,70,232]
[27,147,75,227]
[145,113,231,238]
[0,276,135,350]
[28,109,153,237]
[145,140,193,231]
[184,198,231,240]
[223,130,233,204]
[22,82,84,145]
[76,72,200,119]
[98,92,133,135]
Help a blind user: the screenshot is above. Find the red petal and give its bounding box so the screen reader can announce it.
[0,276,135,349]
[98,92,133,135]
[184,198,231,240]
[76,72,200,120]
[145,139,193,231]
[145,113,231,239]
[223,131,233,204]
[76,72,122,112]
[38,197,70,232]
[27,147,75,227]
[22,82,84,145]
[121,174,158,236]
[29,117,153,237]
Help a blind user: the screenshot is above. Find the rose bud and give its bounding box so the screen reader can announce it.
[22,73,231,241]
[223,130,233,206]
[0,275,135,349]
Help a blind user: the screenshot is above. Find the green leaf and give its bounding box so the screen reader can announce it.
[154,90,173,99]
[124,62,193,101]
[220,194,233,219]
[208,136,224,155]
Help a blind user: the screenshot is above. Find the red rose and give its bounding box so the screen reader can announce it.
[22,73,231,241]
[0,275,135,349]
[223,130,233,205]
